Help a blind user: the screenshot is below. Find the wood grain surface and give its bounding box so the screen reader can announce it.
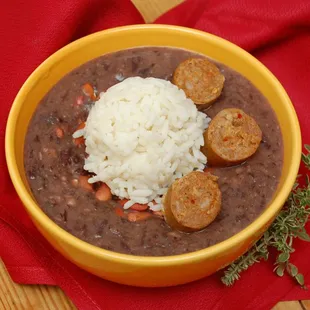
[0,0,309,309]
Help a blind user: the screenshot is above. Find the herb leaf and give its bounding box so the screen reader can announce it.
[296,273,305,286]
[221,145,310,287]
[278,252,290,263]
[287,263,298,277]
[275,263,285,277]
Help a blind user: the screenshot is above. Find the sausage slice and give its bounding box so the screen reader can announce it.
[163,171,221,232]
[201,108,262,166]
[172,58,225,109]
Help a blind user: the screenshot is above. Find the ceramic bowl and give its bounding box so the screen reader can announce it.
[5,25,301,287]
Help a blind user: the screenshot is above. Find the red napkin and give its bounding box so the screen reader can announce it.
[1,0,310,309]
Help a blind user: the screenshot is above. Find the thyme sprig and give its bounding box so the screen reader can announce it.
[221,145,310,287]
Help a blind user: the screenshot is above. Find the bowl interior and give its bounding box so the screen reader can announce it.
[6,25,301,261]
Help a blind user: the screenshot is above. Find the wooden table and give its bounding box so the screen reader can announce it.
[1,0,309,309]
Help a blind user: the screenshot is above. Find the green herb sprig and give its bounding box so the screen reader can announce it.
[221,145,310,287]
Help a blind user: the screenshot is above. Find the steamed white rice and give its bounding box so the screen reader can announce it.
[74,77,210,209]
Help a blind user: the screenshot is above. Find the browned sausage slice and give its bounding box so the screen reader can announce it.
[172,58,225,109]
[201,108,262,166]
[163,171,221,232]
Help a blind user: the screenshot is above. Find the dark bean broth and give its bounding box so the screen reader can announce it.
[24,47,283,256]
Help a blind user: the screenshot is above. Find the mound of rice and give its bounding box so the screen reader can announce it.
[73,77,210,210]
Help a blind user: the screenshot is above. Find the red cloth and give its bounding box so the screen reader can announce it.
[1,0,310,309]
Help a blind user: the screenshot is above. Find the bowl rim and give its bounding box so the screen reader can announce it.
[5,24,301,266]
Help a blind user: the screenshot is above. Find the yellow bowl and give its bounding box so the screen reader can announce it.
[5,25,301,287]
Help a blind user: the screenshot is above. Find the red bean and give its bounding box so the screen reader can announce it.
[55,127,64,138]
[128,212,152,222]
[130,203,148,211]
[82,83,98,101]
[78,175,93,192]
[71,178,79,187]
[95,183,112,201]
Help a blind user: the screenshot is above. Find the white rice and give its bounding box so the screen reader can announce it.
[77,77,210,209]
